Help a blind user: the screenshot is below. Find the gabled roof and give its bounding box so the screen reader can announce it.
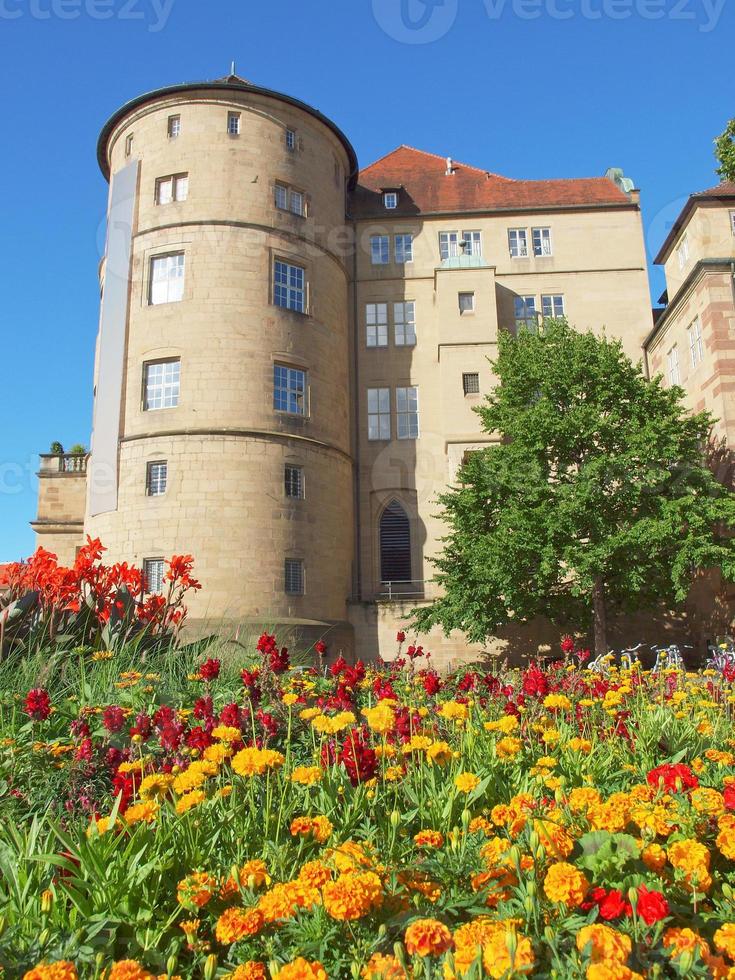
[351,146,633,218]
[654,182,735,264]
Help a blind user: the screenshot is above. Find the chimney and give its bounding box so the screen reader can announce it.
[445,156,454,176]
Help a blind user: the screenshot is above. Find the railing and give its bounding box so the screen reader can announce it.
[379,580,426,600]
[40,453,88,475]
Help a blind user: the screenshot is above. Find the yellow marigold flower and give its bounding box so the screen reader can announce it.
[404,918,453,957]
[361,953,406,979]
[641,842,667,873]
[322,870,383,920]
[138,773,173,801]
[667,839,711,882]
[23,963,78,980]
[438,701,469,723]
[713,923,735,960]
[203,743,231,764]
[290,765,323,786]
[402,735,433,754]
[534,819,574,859]
[496,737,522,760]
[425,740,452,765]
[271,959,327,980]
[123,801,159,826]
[211,725,242,742]
[543,693,572,711]
[172,767,208,795]
[177,872,216,909]
[311,711,356,735]
[92,650,114,661]
[482,927,535,979]
[544,862,590,907]
[290,815,333,843]
[231,746,285,777]
[104,963,155,980]
[484,715,519,734]
[577,924,632,965]
[299,707,321,721]
[455,772,480,793]
[705,748,735,765]
[567,737,592,754]
[586,966,642,980]
[215,906,263,943]
[86,816,113,838]
[384,765,404,782]
[662,927,710,960]
[587,801,628,834]
[469,816,493,836]
[228,965,267,980]
[691,787,725,815]
[179,918,199,939]
[176,790,206,815]
[567,787,602,813]
[363,702,396,734]
[282,693,299,706]
[118,759,146,774]
[414,829,444,848]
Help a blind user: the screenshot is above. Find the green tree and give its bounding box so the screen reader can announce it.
[715,118,735,183]
[413,321,735,656]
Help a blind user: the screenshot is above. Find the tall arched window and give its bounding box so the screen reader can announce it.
[380,501,411,583]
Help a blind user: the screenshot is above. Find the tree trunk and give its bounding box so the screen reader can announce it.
[592,577,608,658]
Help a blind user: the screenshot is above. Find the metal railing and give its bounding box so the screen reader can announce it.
[379,580,425,600]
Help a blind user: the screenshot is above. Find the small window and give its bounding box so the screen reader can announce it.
[285,558,304,595]
[677,235,690,270]
[394,301,416,346]
[143,558,165,594]
[286,129,296,151]
[396,386,419,440]
[285,465,304,499]
[458,292,475,314]
[463,372,480,396]
[273,259,306,312]
[274,365,307,416]
[125,134,134,157]
[394,234,413,264]
[439,231,460,260]
[730,211,735,236]
[384,192,398,209]
[367,388,391,441]
[532,228,552,257]
[143,360,180,411]
[150,253,185,305]
[155,174,189,205]
[514,296,537,331]
[688,317,704,368]
[146,461,168,496]
[541,295,564,320]
[667,345,680,385]
[167,115,181,139]
[509,229,528,258]
[370,235,390,265]
[275,183,306,217]
[461,231,482,256]
[366,303,388,348]
[380,501,411,583]
[227,112,241,136]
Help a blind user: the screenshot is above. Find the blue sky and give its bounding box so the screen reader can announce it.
[0,0,733,561]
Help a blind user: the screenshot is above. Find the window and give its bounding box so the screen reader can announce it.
[509,229,528,258]
[463,372,480,395]
[532,227,552,256]
[227,112,241,136]
[667,346,680,385]
[380,501,411,583]
[155,174,188,205]
[458,292,475,314]
[275,183,305,216]
[285,128,296,151]
[688,317,704,368]
[384,192,398,209]
[143,360,180,411]
[462,231,482,256]
[514,295,537,331]
[285,465,304,499]
[167,115,181,138]
[367,388,390,441]
[394,301,416,346]
[396,386,419,440]
[146,461,168,496]
[730,211,735,236]
[541,294,565,319]
[125,134,134,157]
[143,558,165,594]
[370,235,389,265]
[273,260,306,313]
[150,253,185,305]
[274,365,307,416]
[366,303,388,348]
[394,234,413,264]
[677,235,690,270]
[439,231,460,260]
[284,559,304,595]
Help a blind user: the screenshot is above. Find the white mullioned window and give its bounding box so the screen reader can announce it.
[532,227,552,256]
[155,174,188,205]
[677,235,690,270]
[167,115,181,138]
[509,229,528,258]
[285,465,304,499]
[461,231,482,256]
[150,253,185,305]
[384,192,398,209]
[394,301,416,346]
[143,360,180,411]
[370,235,389,265]
[274,183,305,216]
[227,112,241,136]
[514,296,537,331]
[284,559,304,594]
[273,260,306,313]
[274,365,307,416]
[688,317,704,367]
[144,558,165,594]
[146,461,168,496]
[439,231,460,260]
[667,345,681,385]
[396,387,419,440]
[394,234,413,264]
[286,129,296,151]
[366,303,388,348]
[368,388,390,441]
[541,295,565,319]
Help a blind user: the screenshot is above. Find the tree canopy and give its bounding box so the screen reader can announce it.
[715,118,735,183]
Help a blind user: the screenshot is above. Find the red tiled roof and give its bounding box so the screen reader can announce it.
[351,146,632,217]
[654,182,735,264]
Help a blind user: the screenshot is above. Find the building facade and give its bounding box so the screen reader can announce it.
[33,73,659,663]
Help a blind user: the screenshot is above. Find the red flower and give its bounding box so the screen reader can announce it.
[636,885,670,925]
[315,640,328,656]
[724,783,735,810]
[522,665,548,699]
[102,706,126,734]
[339,729,378,786]
[560,635,575,655]
[396,631,406,644]
[646,762,698,794]
[199,658,220,682]
[25,688,51,721]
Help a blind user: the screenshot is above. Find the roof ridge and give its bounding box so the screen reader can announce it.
[360,144,513,181]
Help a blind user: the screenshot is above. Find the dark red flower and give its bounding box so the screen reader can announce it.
[199,658,220,682]
[396,631,406,644]
[636,885,670,925]
[25,688,51,721]
[339,729,378,786]
[560,635,575,655]
[315,640,328,656]
[102,706,125,734]
[522,665,548,699]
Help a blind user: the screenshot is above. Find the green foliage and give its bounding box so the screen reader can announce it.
[715,118,735,183]
[49,441,64,455]
[413,321,735,646]
[69,444,88,455]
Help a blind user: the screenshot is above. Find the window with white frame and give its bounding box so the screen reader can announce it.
[461,231,482,256]
[396,387,419,440]
[167,115,181,139]
[155,174,189,205]
[227,112,241,136]
[439,231,460,260]
[143,558,165,594]
[677,235,690,270]
[384,192,398,209]
[532,227,552,256]
[149,253,185,305]
[459,292,475,314]
[273,259,306,313]
[394,234,413,264]
[285,465,304,499]
[285,128,296,151]
[667,345,681,385]
[508,228,528,258]
[541,294,565,319]
[284,558,304,595]
[462,372,480,395]
[146,460,168,496]
[125,134,134,157]
[366,303,388,347]
[143,360,180,411]
[274,183,306,217]
[274,365,307,416]
[688,317,704,368]
[370,235,389,265]
[730,211,735,236]
[394,301,416,346]
[514,295,537,331]
[367,388,390,441]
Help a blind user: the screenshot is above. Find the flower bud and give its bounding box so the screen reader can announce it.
[350,964,361,979]
[203,954,218,980]
[505,928,518,959]
[166,955,178,977]
[524,895,535,917]
[526,880,537,898]
[678,951,694,973]
[38,929,50,948]
[393,943,408,968]
[529,831,540,852]
[40,889,53,913]
[627,886,638,909]
[390,810,401,828]
[461,809,471,831]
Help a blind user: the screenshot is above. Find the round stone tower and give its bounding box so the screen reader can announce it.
[86,74,357,651]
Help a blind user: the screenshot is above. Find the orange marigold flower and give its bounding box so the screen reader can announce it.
[544,862,590,907]
[482,928,535,978]
[105,962,155,980]
[404,918,453,957]
[322,871,383,921]
[425,740,452,765]
[290,815,333,843]
[177,872,217,909]
[123,801,159,826]
[215,907,263,944]
[361,954,406,979]
[228,965,267,980]
[23,963,78,980]
[271,959,327,980]
[298,860,333,888]
[586,966,642,980]
[414,829,444,848]
[533,819,574,860]
[663,927,710,960]
[455,772,480,793]
[567,787,602,813]
[641,842,667,874]
[713,923,735,960]
[176,790,206,815]
[231,746,285,777]
[576,924,632,965]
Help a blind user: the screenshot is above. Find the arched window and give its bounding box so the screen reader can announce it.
[380,501,411,583]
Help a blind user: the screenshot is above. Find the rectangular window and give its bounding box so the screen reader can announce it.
[514,295,537,331]
[532,227,552,256]
[394,301,416,346]
[730,211,735,236]
[509,229,528,258]
[688,317,704,368]
[274,365,307,416]
[227,112,241,136]
[143,360,180,411]
[458,292,475,314]
[370,235,389,265]
[150,253,185,305]
[461,231,482,256]
[396,386,419,440]
[274,184,305,216]
[286,128,296,151]
[167,115,181,138]
[541,294,565,319]
[667,346,680,385]
[155,174,188,205]
[367,387,391,441]
[463,372,480,395]
[285,465,304,499]
[146,460,168,496]
[366,303,388,347]
[677,235,689,270]
[125,134,134,157]
[284,558,304,595]
[439,231,460,260]
[384,192,398,209]
[143,558,165,594]
[394,234,413,264]
[273,259,306,313]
